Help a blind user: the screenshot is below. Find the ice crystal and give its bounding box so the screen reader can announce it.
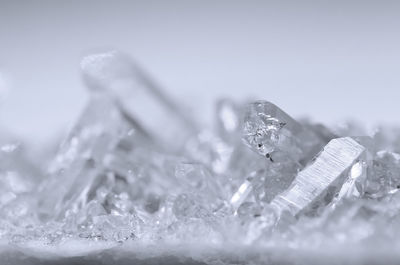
[1,51,400,264]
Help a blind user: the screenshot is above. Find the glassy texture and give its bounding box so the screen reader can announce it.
[271,137,368,216]
[3,51,400,265]
[81,51,197,152]
[242,100,331,165]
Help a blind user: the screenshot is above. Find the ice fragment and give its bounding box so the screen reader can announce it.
[242,101,330,164]
[271,137,368,216]
[81,51,197,151]
[37,94,136,219]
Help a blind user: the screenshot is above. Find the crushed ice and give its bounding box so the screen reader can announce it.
[1,51,400,257]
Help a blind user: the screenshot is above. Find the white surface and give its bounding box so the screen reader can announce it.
[1,239,400,265]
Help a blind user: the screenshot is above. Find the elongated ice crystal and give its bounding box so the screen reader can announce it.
[271,137,368,216]
[3,51,400,264]
[81,51,197,151]
[37,94,137,219]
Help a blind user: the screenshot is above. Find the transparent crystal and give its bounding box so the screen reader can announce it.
[332,137,374,203]
[37,94,137,219]
[242,101,329,165]
[290,194,400,247]
[253,156,301,204]
[230,176,254,210]
[242,205,279,244]
[229,154,301,211]
[185,130,265,191]
[271,137,368,216]
[172,193,211,220]
[5,53,400,263]
[173,162,224,203]
[81,51,197,151]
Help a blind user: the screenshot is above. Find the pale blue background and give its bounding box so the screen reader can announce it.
[1,0,399,143]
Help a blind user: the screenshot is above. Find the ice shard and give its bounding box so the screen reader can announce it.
[242,101,331,164]
[214,99,266,179]
[228,156,301,211]
[7,45,400,261]
[229,175,255,211]
[252,155,301,204]
[81,51,197,152]
[37,94,138,219]
[38,50,202,220]
[185,98,266,197]
[271,137,368,216]
[333,137,374,201]
[229,170,265,210]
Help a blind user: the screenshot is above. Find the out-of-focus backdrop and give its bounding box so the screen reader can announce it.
[0,0,399,144]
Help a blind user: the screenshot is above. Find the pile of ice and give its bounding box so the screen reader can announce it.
[1,51,400,264]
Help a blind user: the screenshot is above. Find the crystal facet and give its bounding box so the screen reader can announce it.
[81,51,197,151]
[3,50,400,264]
[271,137,368,216]
[37,94,136,219]
[242,101,331,164]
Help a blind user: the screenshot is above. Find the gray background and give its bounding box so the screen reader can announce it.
[1,0,399,143]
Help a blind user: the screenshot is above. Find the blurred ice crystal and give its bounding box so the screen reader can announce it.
[2,50,400,264]
[81,51,197,151]
[0,143,42,207]
[37,94,138,220]
[216,98,242,142]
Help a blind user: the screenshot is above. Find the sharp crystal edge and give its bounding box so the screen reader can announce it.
[38,50,202,219]
[229,170,262,210]
[228,158,300,211]
[81,51,197,152]
[271,137,368,216]
[231,100,321,210]
[242,100,332,165]
[5,49,400,265]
